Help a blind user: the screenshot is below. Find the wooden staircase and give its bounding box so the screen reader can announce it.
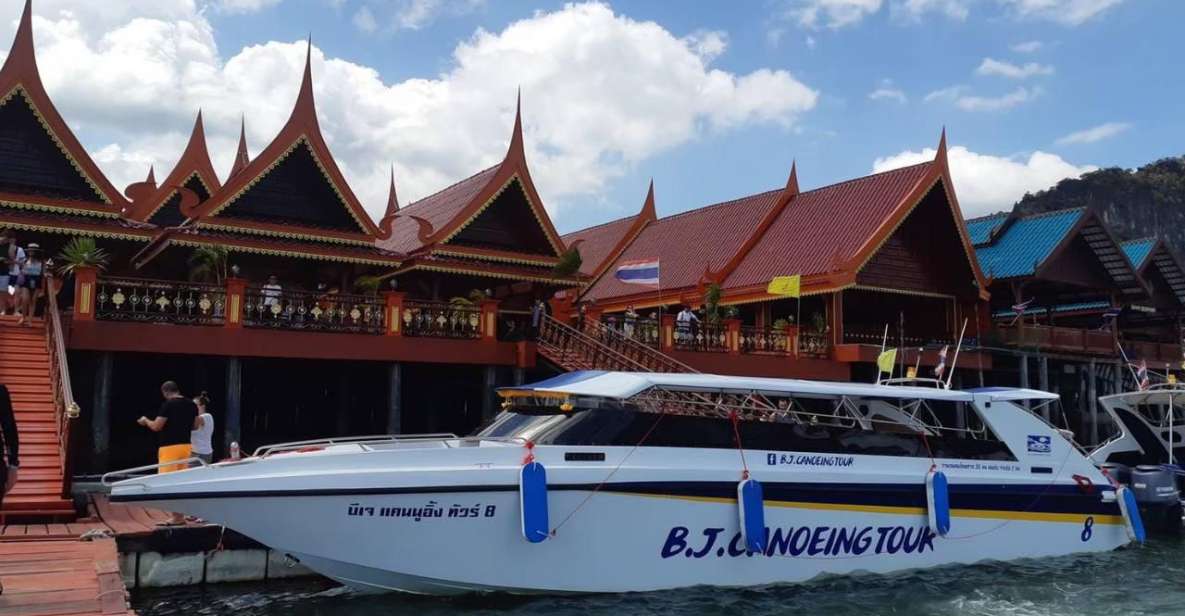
[536,315,697,374]
[1,313,76,521]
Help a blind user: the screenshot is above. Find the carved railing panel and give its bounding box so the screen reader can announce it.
[402,300,481,339]
[673,321,729,353]
[243,287,386,334]
[96,277,226,325]
[599,316,661,348]
[740,325,790,355]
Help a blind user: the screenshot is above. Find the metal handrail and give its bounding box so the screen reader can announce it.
[45,273,79,497]
[100,457,209,486]
[253,433,459,457]
[575,316,697,374]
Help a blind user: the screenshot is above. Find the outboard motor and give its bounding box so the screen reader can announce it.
[1100,462,1132,486]
[1130,465,1183,534]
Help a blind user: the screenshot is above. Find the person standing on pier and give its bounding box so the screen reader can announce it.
[137,380,199,526]
[0,384,17,596]
[191,391,215,465]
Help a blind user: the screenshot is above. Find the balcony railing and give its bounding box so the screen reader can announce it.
[1123,340,1183,365]
[402,300,481,339]
[96,277,226,325]
[243,287,386,334]
[739,324,790,355]
[843,327,954,347]
[600,316,661,348]
[674,322,729,353]
[996,325,1114,355]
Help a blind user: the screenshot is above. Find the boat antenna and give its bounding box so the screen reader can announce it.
[914,347,923,377]
[898,311,905,381]
[877,323,889,384]
[944,318,969,389]
[1114,341,1142,389]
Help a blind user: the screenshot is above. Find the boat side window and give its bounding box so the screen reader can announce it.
[528,405,1015,461]
[479,412,562,438]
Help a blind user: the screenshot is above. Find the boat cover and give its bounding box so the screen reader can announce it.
[500,371,1059,402]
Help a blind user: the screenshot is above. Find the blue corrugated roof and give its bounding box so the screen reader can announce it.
[1121,238,1155,270]
[965,212,1009,246]
[992,300,1109,318]
[974,208,1084,279]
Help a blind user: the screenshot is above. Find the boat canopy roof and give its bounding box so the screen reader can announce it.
[499,371,1058,402]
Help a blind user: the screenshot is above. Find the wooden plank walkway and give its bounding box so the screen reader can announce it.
[0,538,132,616]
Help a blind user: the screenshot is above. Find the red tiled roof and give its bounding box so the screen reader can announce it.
[376,164,499,254]
[561,214,638,276]
[724,161,935,289]
[582,188,783,302]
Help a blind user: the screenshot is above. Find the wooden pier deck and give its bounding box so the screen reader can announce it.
[0,538,131,616]
[0,495,199,616]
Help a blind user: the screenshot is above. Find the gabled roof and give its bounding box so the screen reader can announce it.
[376,94,567,260]
[575,131,990,307]
[127,111,221,224]
[974,208,1084,279]
[0,0,125,215]
[562,180,657,278]
[1123,237,1185,305]
[975,207,1147,297]
[187,41,381,244]
[227,116,250,180]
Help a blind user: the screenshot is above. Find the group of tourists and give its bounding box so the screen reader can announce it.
[0,230,46,325]
[136,381,215,526]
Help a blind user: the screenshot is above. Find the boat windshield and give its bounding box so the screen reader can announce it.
[479,395,1015,461]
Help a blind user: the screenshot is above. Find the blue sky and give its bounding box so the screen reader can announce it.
[4,0,1180,233]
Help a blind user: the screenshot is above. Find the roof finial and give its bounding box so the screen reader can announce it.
[785,160,799,196]
[288,35,317,126]
[640,179,657,222]
[506,87,524,161]
[385,165,400,215]
[936,126,948,165]
[3,0,37,77]
[146,165,156,186]
[229,115,250,179]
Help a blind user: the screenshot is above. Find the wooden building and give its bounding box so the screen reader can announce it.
[565,132,993,384]
[0,0,580,516]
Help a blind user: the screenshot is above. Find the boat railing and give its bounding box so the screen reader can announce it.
[253,433,459,457]
[100,457,210,486]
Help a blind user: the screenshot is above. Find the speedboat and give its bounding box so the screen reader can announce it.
[106,371,1138,595]
[1091,384,1185,467]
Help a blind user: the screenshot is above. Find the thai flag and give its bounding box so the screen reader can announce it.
[1137,360,1150,391]
[1008,298,1033,325]
[615,259,660,287]
[933,345,949,379]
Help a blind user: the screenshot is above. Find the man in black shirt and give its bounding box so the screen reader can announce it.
[0,384,18,596]
[137,380,198,526]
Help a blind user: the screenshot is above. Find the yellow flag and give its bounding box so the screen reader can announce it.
[906,366,918,379]
[1169,374,1178,385]
[767,275,802,298]
[877,348,898,374]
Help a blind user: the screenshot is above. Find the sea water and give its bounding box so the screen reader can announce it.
[135,535,1185,616]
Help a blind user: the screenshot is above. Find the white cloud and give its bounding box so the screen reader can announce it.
[1010,40,1043,53]
[682,29,728,62]
[213,0,283,14]
[955,86,1040,111]
[789,0,884,29]
[804,34,816,49]
[891,0,970,21]
[923,84,966,103]
[1055,121,1131,145]
[868,79,906,103]
[4,1,818,220]
[976,57,1054,79]
[998,0,1122,26]
[873,145,1096,216]
[352,6,378,33]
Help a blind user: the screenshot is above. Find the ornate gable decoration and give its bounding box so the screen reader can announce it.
[188,41,381,245]
[0,1,125,215]
[128,111,221,225]
[426,94,566,262]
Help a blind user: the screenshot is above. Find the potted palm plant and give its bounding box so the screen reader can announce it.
[55,237,110,276]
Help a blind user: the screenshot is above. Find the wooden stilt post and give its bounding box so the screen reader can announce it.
[1039,355,1051,422]
[92,352,113,471]
[388,362,402,434]
[482,365,498,422]
[1089,359,1098,446]
[224,357,242,454]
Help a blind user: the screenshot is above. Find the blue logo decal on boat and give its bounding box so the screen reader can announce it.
[1027,435,1052,454]
[767,453,777,465]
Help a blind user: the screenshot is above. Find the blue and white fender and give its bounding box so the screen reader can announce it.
[737,478,766,554]
[520,462,550,543]
[925,469,951,537]
[1116,486,1146,544]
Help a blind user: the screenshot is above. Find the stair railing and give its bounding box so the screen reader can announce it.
[537,315,697,374]
[45,273,80,497]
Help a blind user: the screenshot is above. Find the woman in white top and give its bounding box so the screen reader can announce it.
[190,392,215,465]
